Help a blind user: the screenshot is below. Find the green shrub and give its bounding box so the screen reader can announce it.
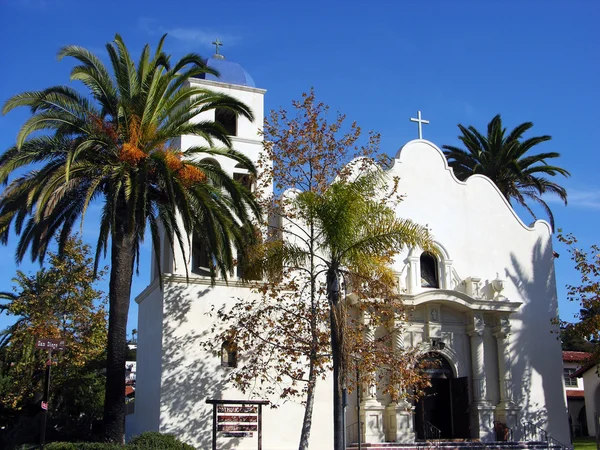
[127,432,195,450]
[46,443,122,450]
[43,432,194,450]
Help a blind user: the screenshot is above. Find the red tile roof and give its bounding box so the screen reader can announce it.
[563,351,592,362]
[566,390,585,399]
[573,362,597,378]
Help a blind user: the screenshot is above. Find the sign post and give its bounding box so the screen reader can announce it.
[35,338,65,450]
[206,399,269,450]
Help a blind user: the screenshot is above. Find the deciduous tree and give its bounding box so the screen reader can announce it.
[0,237,107,446]
[209,91,434,450]
[556,231,600,362]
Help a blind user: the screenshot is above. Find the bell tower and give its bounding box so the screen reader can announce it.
[151,44,267,280]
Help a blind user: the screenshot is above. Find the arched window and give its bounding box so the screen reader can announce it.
[215,108,237,136]
[201,158,221,174]
[221,340,238,368]
[233,162,254,191]
[192,233,211,276]
[420,252,439,288]
[198,158,221,187]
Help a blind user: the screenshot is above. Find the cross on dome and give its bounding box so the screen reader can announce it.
[212,39,223,56]
[410,110,430,139]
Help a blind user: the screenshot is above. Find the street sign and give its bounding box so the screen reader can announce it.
[36,337,65,449]
[35,338,65,351]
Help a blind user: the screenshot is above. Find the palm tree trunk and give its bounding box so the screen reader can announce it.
[103,228,135,443]
[330,302,344,450]
[327,268,344,450]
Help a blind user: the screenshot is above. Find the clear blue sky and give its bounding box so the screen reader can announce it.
[0,0,598,334]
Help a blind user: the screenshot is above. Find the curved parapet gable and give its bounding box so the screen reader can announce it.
[391,139,552,236]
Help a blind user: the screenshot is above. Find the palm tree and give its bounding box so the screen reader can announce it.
[442,114,569,230]
[286,172,435,450]
[0,34,260,442]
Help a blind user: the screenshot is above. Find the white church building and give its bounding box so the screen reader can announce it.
[128,51,570,448]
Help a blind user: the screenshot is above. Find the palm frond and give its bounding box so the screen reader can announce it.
[444,115,568,230]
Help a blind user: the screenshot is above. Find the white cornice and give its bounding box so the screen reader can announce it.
[230,136,262,145]
[135,273,266,304]
[402,289,522,313]
[189,77,267,94]
[135,278,161,304]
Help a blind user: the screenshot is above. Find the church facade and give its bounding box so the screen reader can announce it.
[128,54,570,448]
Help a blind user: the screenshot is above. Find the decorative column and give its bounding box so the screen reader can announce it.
[493,316,520,431]
[442,259,454,289]
[467,314,494,441]
[360,316,385,444]
[385,324,415,443]
[407,255,420,294]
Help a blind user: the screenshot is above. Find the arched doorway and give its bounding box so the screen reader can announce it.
[415,352,470,439]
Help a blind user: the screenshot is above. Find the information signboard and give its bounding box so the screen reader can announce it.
[206,399,269,450]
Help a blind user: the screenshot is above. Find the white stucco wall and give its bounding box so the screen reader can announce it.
[386,140,569,443]
[187,78,265,140]
[128,280,164,439]
[153,279,333,450]
[581,366,600,437]
[169,79,266,279]
[132,128,570,444]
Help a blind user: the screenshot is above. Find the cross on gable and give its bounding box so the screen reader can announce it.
[410,110,430,139]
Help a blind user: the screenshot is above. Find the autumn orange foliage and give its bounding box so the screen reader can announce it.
[119,115,147,165]
[164,150,207,186]
[87,114,207,185]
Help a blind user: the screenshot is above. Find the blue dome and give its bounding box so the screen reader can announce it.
[199,55,255,87]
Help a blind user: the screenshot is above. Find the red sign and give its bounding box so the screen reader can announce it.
[35,338,65,351]
[217,424,258,432]
[218,415,257,423]
[223,432,253,438]
[216,404,258,436]
[217,405,257,414]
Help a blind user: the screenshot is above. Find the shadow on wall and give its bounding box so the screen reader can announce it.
[159,283,242,450]
[507,237,568,440]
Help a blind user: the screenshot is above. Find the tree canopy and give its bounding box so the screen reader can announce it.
[557,231,600,362]
[211,90,434,450]
[0,34,260,442]
[443,114,569,229]
[0,237,107,447]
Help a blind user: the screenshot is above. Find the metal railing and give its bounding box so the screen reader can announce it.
[521,421,572,450]
[424,420,441,441]
[522,421,548,442]
[494,420,514,441]
[346,421,363,446]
